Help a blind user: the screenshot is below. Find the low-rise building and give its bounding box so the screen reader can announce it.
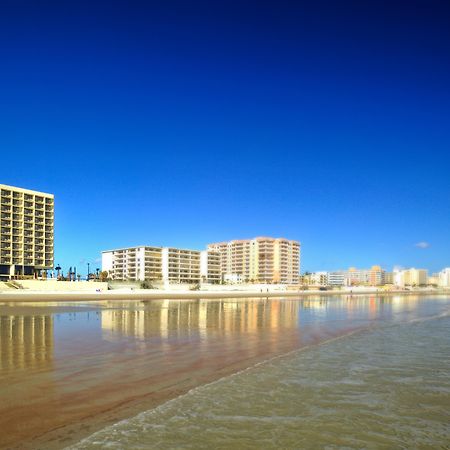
[301,271,328,286]
[327,271,347,286]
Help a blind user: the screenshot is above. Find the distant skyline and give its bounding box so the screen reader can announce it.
[1,1,449,274]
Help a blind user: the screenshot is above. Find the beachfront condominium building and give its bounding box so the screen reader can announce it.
[102,246,163,281]
[161,247,201,284]
[200,250,221,284]
[102,246,203,284]
[394,268,428,287]
[207,237,300,284]
[0,184,54,280]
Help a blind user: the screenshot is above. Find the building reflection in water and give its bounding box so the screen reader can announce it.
[0,315,53,371]
[101,299,301,342]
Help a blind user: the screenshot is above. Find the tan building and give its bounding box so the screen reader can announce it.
[0,184,54,280]
[208,237,300,284]
[346,265,385,286]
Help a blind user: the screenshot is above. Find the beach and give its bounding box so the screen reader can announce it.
[1,293,449,449]
[0,286,442,303]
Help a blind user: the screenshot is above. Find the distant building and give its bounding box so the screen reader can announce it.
[327,266,386,286]
[327,271,347,286]
[438,268,450,287]
[383,272,394,285]
[0,184,54,280]
[208,237,300,284]
[394,268,428,287]
[301,271,328,286]
[427,273,439,286]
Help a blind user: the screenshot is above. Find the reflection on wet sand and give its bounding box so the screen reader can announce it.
[0,294,446,449]
[0,315,53,371]
[101,299,300,341]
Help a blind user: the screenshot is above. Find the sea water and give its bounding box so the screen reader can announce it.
[71,295,450,449]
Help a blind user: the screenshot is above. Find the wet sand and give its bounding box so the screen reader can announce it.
[1,295,448,448]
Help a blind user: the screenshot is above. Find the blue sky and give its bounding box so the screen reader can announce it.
[1,0,449,274]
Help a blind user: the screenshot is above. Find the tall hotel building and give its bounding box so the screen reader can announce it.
[0,184,54,280]
[207,237,300,284]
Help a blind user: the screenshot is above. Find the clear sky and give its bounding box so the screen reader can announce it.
[1,0,449,275]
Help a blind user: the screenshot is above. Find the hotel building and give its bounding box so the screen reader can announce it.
[207,237,300,284]
[0,184,54,280]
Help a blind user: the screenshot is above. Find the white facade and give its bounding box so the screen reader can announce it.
[102,246,162,281]
[327,271,347,286]
[438,268,450,287]
[200,250,221,283]
[302,271,328,286]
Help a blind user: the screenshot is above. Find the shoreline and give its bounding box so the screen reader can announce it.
[0,288,446,303]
